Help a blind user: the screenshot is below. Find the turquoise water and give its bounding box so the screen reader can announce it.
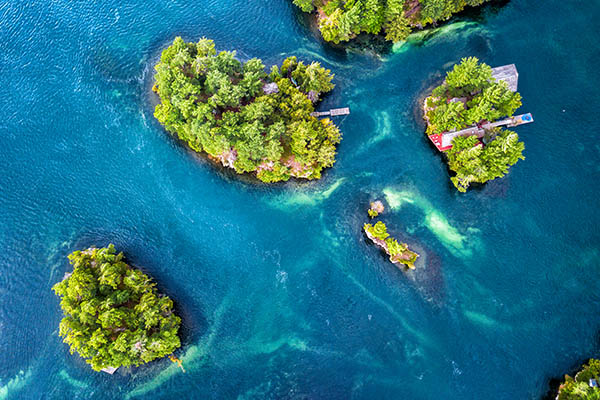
[1,0,599,398]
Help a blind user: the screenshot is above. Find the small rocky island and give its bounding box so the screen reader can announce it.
[153,37,342,183]
[291,0,493,44]
[368,200,385,218]
[556,359,600,399]
[423,57,533,192]
[52,245,181,372]
[364,221,419,269]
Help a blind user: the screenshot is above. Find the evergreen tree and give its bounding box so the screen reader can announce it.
[53,245,181,371]
[557,359,600,399]
[153,38,342,183]
[291,0,492,43]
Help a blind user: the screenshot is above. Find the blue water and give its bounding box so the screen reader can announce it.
[1,0,599,399]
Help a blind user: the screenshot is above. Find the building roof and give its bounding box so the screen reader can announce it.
[428,134,452,151]
[491,64,519,92]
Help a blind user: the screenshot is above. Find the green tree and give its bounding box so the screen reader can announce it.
[446,130,525,192]
[558,359,600,399]
[153,38,341,183]
[292,0,314,12]
[53,245,181,371]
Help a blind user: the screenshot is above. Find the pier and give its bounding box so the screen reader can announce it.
[429,113,534,151]
[311,107,350,117]
[426,63,532,152]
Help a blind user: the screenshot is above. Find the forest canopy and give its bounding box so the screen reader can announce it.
[557,359,600,399]
[424,57,526,192]
[153,37,342,183]
[446,129,524,192]
[424,57,522,135]
[52,245,181,371]
[292,0,491,43]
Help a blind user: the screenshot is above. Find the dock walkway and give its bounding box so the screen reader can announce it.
[431,113,534,151]
[311,107,350,117]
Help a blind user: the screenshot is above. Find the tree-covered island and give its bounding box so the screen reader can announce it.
[424,57,532,192]
[556,359,600,399]
[153,37,342,183]
[364,221,419,269]
[52,245,181,372]
[292,0,491,43]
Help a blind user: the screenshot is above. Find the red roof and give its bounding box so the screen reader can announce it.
[428,133,483,152]
[428,134,453,151]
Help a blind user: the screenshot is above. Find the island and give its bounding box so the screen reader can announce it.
[423,57,533,192]
[291,0,492,43]
[368,200,385,218]
[52,245,182,372]
[153,37,343,183]
[556,359,600,399]
[364,221,419,269]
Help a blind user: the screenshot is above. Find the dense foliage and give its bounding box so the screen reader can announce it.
[364,221,418,269]
[446,129,525,192]
[53,245,181,371]
[425,57,522,135]
[424,57,526,192]
[153,37,341,183]
[557,359,600,399]
[292,0,490,43]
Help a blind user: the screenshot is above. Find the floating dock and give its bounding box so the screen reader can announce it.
[311,107,350,117]
[101,366,118,374]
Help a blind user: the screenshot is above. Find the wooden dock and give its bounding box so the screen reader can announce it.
[311,107,350,117]
[430,113,534,151]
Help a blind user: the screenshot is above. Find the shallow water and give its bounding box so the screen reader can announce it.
[1,0,599,399]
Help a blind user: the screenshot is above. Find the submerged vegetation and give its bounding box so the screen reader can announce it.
[424,57,526,192]
[153,37,342,183]
[364,221,419,269]
[292,0,491,43]
[557,359,600,399]
[53,245,181,371]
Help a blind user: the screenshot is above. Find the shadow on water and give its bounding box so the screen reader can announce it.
[356,189,447,307]
[363,229,447,307]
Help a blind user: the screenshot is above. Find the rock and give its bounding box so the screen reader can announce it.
[263,82,279,95]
